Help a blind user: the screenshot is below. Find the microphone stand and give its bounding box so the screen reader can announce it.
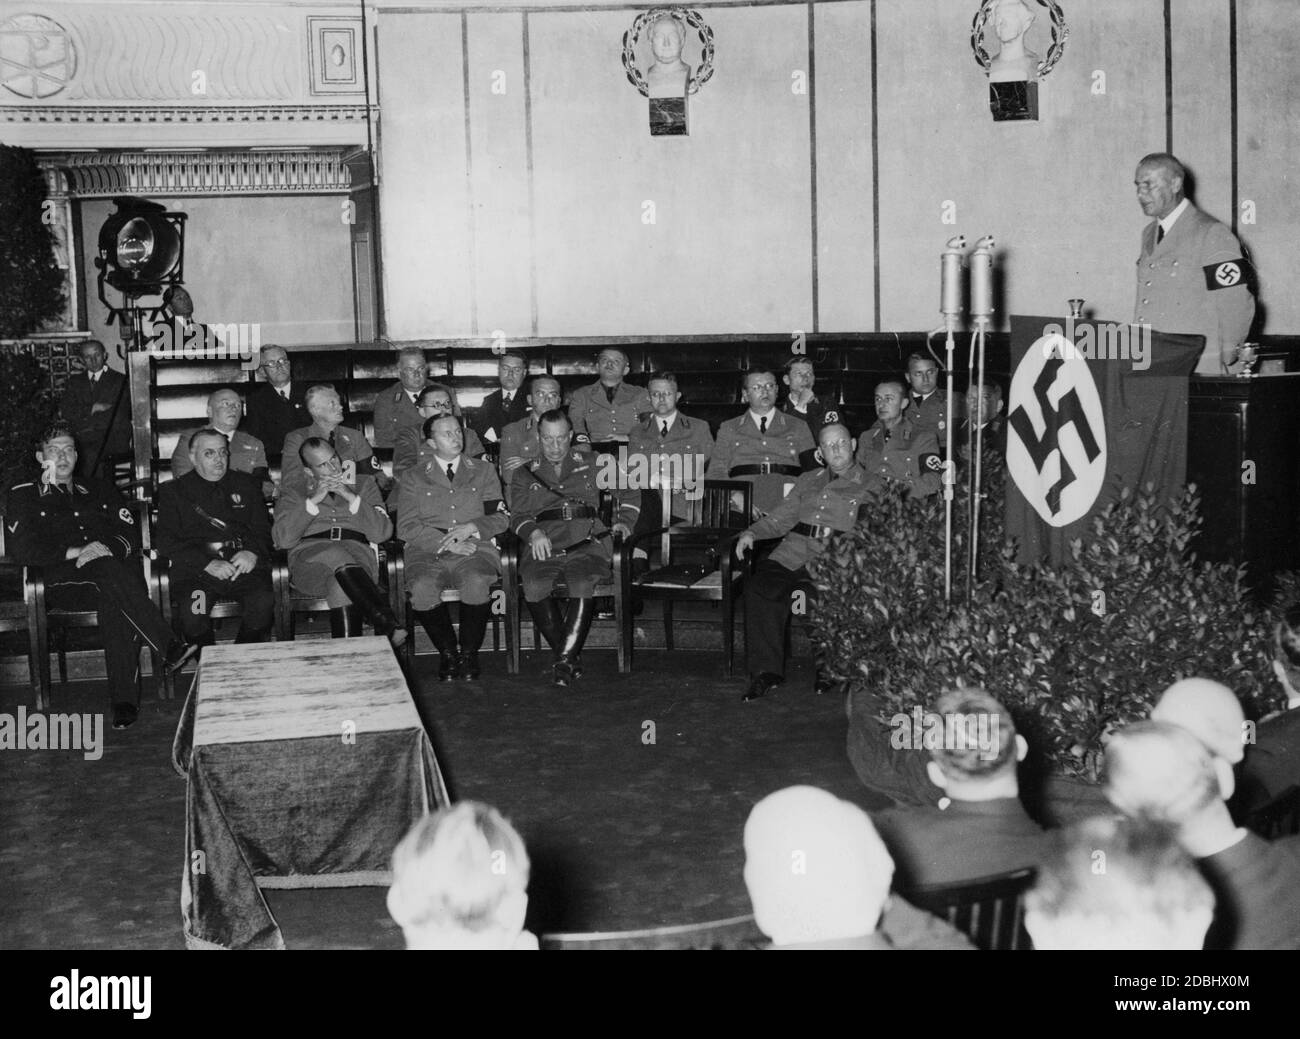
[967,236,995,599]
[933,236,966,604]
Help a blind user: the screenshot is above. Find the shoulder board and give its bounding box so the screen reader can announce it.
[9,482,34,492]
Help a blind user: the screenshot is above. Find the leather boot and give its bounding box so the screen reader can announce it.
[413,604,460,680]
[457,602,491,680]
[525,597,565,654]
[554,597,597,687]
[328,605,364,638]
[333,565,407,648]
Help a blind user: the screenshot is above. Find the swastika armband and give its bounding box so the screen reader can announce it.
[919,452,943,473]
[1203,259,1251,290]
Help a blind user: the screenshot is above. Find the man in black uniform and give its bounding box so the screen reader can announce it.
[156,428,275,647]
[5,423,197,728]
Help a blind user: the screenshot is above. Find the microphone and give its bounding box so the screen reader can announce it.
[940,235,966,328]
[970,235,995,320]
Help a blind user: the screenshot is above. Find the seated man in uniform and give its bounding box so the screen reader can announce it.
[510,410,636,687]
[499,376,572,504]
[6,423,198,728]
[470,352,530,449]
[779,357,832,436]
[732,423,867,702]
[156,429,276,650]
[169,387,270,496]
[395,414,508,680]
[372,346,431,449]
[904,353,961,451]
[855,379,943,498]
[273,437,404,646]
[1025,816,1215,951]
[387,801,537,950]
[954,379,1006,466]
[393,383,486,476]
[709,368,815,518]
[281,384,383,491]
[566,348,652,456]
[242,344,309,468]
[623,371,714,534]
[872,688,1047,888]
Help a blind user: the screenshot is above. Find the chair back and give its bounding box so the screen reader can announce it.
[902,868,1036,951]
[1246,785,1300,840]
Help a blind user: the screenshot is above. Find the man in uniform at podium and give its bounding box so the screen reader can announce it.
[1133,152,1256,375]
[510,410,636,687]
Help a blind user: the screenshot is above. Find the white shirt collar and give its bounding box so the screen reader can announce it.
[441,455,461,475]
[656,412,678,431]
[1159,198,1190,236]
[748,410,775,429]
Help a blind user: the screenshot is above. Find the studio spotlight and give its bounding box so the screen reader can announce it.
[95,196,186,298]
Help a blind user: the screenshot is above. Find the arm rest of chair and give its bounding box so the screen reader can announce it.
[716,530,751,586]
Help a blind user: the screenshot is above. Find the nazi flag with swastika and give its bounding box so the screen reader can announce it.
[1003,315,1202,565]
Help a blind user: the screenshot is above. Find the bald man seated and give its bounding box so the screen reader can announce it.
[1025,816,1214,950]
[1104,720,1300,950]
[170,387,271,496]
[743,785,975,950]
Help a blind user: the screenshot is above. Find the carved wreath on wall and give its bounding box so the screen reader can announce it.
[622,8,715,97]
[970,0,1069,79]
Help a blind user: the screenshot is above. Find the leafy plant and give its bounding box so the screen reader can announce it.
[0,349,60,491]
[0,144,65,339]
[811,468,1288,782]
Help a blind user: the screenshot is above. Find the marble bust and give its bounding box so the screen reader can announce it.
[988,0,1041,83]
[645,15,690,98]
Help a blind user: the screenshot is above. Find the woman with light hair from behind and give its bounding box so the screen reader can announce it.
[387,801,537,950]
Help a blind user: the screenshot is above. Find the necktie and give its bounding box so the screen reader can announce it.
[660,421,669,439]
[328,430,336,447]
[759,416,767,435]
[446,463,455,483]
[1156,225,1165,245]
[503,393,513,404]
[278,388,288,401]
[605,384,617,404]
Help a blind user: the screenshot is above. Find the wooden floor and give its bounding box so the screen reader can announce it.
[0,643,887,950]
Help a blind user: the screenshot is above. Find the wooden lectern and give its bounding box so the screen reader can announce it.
[1188,374,1300,588]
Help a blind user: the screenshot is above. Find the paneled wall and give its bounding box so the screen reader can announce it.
[375,0,1300,339]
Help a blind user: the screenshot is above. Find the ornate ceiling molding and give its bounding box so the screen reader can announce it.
[42,148,361,197]
[1,102,375,125]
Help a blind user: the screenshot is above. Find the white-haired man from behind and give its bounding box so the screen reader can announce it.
[387,801,537,950]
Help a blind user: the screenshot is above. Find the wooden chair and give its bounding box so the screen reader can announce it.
[22,499,170,707]
[616,479,753,675]
[0,516,43,708]
[540,913,765,950]
[902,868,1036,951]
[272,540,393,642]
[1246,785,1300,840]
[386,536,517,674]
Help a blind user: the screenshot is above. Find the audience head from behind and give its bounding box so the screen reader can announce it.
[206,388,244,435]
[305,384,345,431]
[387,801,536,950]
[743,785,894,947]
[259,344,292,389]
[1025,815,1214,950]
[1272,606,1300,709]
[925,687,1027,802]
[1103,721,1238,857]
[1151,677,1246,766]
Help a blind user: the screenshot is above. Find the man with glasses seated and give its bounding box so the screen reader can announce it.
[498,376,580,504]
[471,352,531,449]
[623,372,714,534]
[707,368,815,516]
[170,387,271,498]
[281,385,383,492]
[273,437,405,646]
[243,345,309,468]
[156,428,276,653]
[392,383,486,477]
[372,347,432,449]
[6,423,200,729]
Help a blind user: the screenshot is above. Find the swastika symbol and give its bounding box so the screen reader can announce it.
[1215,262,1241,286]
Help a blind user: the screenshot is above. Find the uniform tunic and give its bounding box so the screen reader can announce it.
[170,428,269,484]
[742,464,870,677]
[392,422,486,477]
[395,454,507,608]
[273,474,392,605]
[623,412,715,525]
[510,451,635,601]
[5,477,175,697]
[907,390,962,453]
[854,418,943,499]
[280,422,381,491]
[706,410,815,513]
[498,415,590,504]
[371,382,425,449]
[156,469,276,641]
[1134,203,1255,375]
[567,380,652,446]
